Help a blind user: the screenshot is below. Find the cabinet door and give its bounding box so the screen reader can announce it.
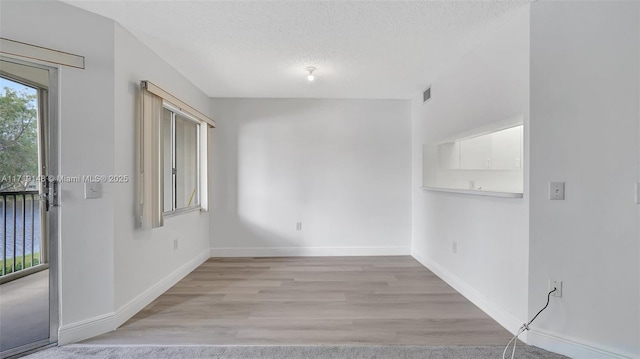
[438,141,460,170]
[460,134,492,169]
[491,126,522,170]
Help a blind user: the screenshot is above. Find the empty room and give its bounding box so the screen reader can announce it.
[0,0,638,358]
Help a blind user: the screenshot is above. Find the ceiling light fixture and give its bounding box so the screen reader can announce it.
[306,66,316,82]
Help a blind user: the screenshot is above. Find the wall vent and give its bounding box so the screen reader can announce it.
[423,87,431,103]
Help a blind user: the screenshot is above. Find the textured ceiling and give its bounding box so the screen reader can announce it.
[62,1,530,99]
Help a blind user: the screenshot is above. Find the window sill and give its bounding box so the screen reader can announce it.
[421,186,523,198]
[164,205,202,218]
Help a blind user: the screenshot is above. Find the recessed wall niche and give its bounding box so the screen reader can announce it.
[422,116,524,197]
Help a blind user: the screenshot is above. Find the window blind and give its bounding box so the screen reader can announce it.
[138,86,164,228]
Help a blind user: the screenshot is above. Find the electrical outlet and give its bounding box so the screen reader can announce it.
[452,241,457,254]
[549,279,562,297]
[173,239,178,251]
[296,222,302,231]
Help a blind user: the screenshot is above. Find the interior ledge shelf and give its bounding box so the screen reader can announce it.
[421,186,523,198]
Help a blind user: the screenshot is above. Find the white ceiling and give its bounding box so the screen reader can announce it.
[62,0,530,99]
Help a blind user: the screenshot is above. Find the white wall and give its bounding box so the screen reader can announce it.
[1,0,213,344]
[1,0,116,333]
[113,25,211,311]
[528,2,640,357]
[209,98,412,256]
[410,7,530,332]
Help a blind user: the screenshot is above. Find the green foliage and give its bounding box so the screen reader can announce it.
[0,252,40,276]
[0,86,39,191]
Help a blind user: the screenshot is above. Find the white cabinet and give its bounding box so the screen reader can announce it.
[460,133,492,169]
[438,141,460,170]
[457,125,522,170]
[491,126,522,170]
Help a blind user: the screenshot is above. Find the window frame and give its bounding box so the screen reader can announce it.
[162,102,202,216]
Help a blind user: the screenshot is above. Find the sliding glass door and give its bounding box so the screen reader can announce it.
[0,57,59,359]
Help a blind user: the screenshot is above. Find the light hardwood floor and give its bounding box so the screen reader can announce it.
[84,256,512,345]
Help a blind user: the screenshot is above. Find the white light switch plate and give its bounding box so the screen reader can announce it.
[85,182,102,199]
[549,182,565,200]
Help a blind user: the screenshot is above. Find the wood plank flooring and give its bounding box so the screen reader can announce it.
[83,256,512,345]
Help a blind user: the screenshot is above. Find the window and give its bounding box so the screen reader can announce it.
[139,80,214,228]
[163,105,200,213]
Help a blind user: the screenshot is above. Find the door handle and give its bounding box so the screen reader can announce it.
[42,176,59,211]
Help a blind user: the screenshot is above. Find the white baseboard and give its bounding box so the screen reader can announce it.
[411,251,524,337]
[58,312,115,345]
[412,251,638,359]
[210,246,411,257]
[528,328,637,359]
[58,248,210,345]
[114,249,210,328]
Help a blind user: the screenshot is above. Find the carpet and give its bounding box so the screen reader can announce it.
[23,345,569,358]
